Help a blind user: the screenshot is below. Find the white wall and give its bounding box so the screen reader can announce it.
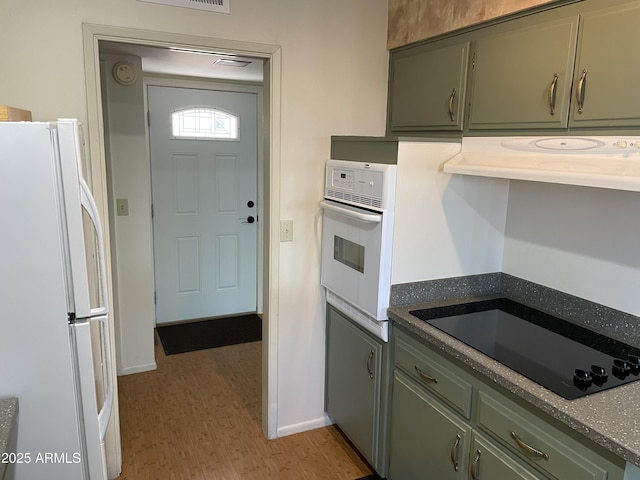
[0,0,389,437]
[101,53,157,375]
[503,181,640,315]
[391,142,509,284]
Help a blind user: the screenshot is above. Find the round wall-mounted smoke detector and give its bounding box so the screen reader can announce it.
[112,61,138,86]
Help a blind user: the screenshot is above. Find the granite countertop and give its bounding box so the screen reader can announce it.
[0,397,18,477]
[389,298,640,468]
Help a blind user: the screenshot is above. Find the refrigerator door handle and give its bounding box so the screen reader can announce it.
[79,177,109,316]
[94,314,114,441]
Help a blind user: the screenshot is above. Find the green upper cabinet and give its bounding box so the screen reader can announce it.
[386,0,640,133]
[569,2,640,127]
[388,41,470,132]
[468,14,579,130]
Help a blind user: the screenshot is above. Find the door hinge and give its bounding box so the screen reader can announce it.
[151,204,154,218]
[154,291,157,304]
[472,51,477,69]
[147,110,150,127]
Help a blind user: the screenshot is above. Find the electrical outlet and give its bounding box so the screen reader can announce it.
[116,198,129,216]
[280,220,293,242]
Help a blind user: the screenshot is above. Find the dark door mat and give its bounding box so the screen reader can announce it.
[156,314,262,355]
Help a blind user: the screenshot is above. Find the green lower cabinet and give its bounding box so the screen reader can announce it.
[476,390,612,480]
[325,305,389,476]
[469,432,547,480]
[389,327,626,480]
[389,370,471,480]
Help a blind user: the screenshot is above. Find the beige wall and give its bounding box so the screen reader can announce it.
[388,0,557,48]
[101,53,157,376]
[0,0,389,440]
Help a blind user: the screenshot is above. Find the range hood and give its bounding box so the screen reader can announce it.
[443,136,640,192]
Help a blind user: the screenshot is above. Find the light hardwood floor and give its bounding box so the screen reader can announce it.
[116,337,373,479]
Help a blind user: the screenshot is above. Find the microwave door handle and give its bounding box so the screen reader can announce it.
[79,178,109,316]
[320,201,382,223]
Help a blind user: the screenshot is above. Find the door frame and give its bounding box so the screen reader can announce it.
[82,24,282,443]
[144,78,264,322]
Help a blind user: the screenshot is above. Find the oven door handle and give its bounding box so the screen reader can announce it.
[320,201,382,223]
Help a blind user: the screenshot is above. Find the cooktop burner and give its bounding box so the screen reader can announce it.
[410,298,640,399]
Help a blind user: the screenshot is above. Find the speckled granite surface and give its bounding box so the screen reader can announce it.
[389,299,640,468]
[391,273,640,348]
[390,272,502,307]
[0,397,18,478]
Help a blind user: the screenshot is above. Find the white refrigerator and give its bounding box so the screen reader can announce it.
[0,120,116,479]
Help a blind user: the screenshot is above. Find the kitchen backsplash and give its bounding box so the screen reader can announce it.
[387,0,556,49]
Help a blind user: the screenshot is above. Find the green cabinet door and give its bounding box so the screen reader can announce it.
[388,370,470,480]
[570,2,640,127]
[325,305,384,469]
[469,14,578,130]
[469,432,547,480]
[388,41,469,132]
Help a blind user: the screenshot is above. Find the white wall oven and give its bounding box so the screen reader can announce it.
[321,160,397,342]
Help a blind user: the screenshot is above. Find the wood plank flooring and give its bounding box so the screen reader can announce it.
[116,336,373,479]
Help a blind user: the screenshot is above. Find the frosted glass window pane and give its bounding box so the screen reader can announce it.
[171,108,238,139]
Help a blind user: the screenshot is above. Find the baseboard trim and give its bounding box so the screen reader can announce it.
[276,414,333,438]
[118,362,157,376]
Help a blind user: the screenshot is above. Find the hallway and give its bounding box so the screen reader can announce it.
[116,338,373,479]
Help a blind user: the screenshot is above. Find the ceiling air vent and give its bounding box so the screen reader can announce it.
[137,0,230,14]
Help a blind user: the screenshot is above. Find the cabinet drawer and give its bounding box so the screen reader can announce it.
[477,390,608,480]
[394,333,473,418]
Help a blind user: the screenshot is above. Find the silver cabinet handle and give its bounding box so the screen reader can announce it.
[366,350,375,379]
[470,449,481,480]
[449,434,461,471]
[448,88,457,122]
[577,69,588,114]
[548,73,559,115]
[414,365,438,383]
[510,431,549,460]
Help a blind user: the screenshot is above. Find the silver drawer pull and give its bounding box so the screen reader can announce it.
[470,449,481,480]
[577,69,588,114]
[548,73,558,116]
[510,431,549,460]
[414,365,438,383]
[366,350,375,379]
[449,434,461,471]
[448,88,457,122]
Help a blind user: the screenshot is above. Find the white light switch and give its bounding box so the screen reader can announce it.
[280,220,293,242]
[116,198,129,216]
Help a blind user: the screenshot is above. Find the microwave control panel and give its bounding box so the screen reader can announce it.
[325,159,397,211]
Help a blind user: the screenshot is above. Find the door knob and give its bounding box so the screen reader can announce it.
[240,216,255,224]
[247,200,255,208]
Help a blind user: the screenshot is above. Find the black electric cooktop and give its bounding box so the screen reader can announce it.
[410,298,640,400]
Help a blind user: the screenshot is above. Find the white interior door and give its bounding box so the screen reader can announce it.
[148,85,258,324]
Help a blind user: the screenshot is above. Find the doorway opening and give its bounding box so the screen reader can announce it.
[82,28,282,470]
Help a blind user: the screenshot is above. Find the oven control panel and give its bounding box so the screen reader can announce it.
[325,159,397,211]
[331,169,355,190]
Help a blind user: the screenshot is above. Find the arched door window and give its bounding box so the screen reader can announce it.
[171,107,238,140]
